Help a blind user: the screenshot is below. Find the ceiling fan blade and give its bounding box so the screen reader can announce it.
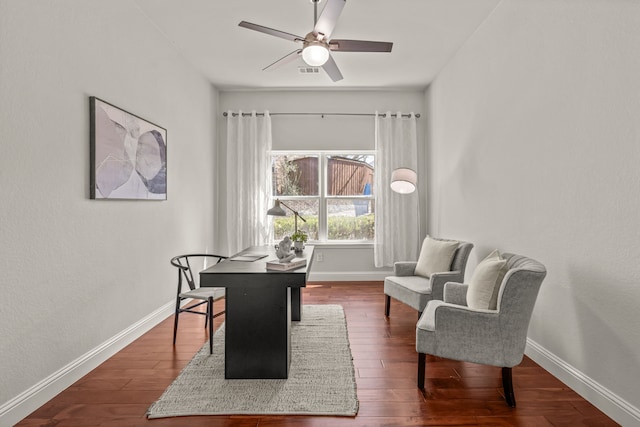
[329,39,393,52]
[263,49,302,71]
[313,0,346,39]
[322,54,343,82]
[239,21,303,43]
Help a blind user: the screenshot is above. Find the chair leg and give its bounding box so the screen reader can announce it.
[204,301,209,329]
[384,295,391,316]
[172,299,181,345]
[502,367,516,407]
[417,353,426,390]
[208,296,214,355]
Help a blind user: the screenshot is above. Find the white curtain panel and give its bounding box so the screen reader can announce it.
[226,111,273,255]
[374,112,419,267]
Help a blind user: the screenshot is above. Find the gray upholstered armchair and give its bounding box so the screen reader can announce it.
[384,237,473,319]
[416,252,547,407]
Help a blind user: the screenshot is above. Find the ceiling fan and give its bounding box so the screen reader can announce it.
[238,0,393,82]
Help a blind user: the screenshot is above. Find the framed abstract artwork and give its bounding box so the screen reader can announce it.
[90,97,167,200]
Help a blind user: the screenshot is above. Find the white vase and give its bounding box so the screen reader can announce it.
[294,241,304,252]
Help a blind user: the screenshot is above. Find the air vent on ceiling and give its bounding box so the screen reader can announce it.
[298,66,320,74]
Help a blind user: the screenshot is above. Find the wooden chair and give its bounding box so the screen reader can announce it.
[170,254,227,354]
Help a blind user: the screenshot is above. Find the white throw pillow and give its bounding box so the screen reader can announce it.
[414,236,459,278]
[466,250,508,310]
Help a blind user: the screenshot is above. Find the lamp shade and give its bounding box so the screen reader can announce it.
[302,42,329,66]
[390,168,417,194]
[267,200,286,216]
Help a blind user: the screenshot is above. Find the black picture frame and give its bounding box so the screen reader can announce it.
[90,97,167,200]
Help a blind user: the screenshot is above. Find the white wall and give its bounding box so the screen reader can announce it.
[217,90,425,280]
[0,1,218,424]
[427,0,640,424]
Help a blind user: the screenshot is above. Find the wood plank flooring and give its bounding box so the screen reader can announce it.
[16,282,618,426]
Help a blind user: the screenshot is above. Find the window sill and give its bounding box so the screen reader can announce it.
[307,242,374,249]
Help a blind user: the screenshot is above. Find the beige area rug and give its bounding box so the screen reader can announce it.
[147,304,358,418]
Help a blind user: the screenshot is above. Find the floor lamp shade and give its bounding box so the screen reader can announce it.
[390,168,417,194]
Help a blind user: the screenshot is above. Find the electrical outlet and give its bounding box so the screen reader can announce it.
[316,252,324,262]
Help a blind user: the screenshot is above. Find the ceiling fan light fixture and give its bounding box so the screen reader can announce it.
[302,41,329,66]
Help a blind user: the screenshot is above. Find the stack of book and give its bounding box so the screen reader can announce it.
[265,257,307,271]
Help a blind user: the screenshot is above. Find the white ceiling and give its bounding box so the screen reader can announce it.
[135,0,499,90]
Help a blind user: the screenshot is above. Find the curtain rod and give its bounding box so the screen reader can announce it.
[222,111,420,118]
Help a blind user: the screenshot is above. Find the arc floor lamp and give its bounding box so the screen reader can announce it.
[391,167,417,194]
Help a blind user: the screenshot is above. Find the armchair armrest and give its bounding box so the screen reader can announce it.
[420,300,497,331]
[417,301,508,366]
[429,271,464,301]
[394,261,417,276]
[444,282,469,306]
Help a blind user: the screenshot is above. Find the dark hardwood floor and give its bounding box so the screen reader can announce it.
[17,282,618,426]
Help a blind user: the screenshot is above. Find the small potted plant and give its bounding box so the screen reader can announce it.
[290,230,308,252]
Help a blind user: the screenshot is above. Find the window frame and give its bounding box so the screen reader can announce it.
[270,150,375,243]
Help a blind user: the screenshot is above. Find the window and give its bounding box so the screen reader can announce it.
[271,152,375,242]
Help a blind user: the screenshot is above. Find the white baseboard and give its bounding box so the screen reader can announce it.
[526,338,640,427]
[308,271,390,282]
[0,300,175,427]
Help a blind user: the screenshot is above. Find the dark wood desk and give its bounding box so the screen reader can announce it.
[199,245,314,379]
